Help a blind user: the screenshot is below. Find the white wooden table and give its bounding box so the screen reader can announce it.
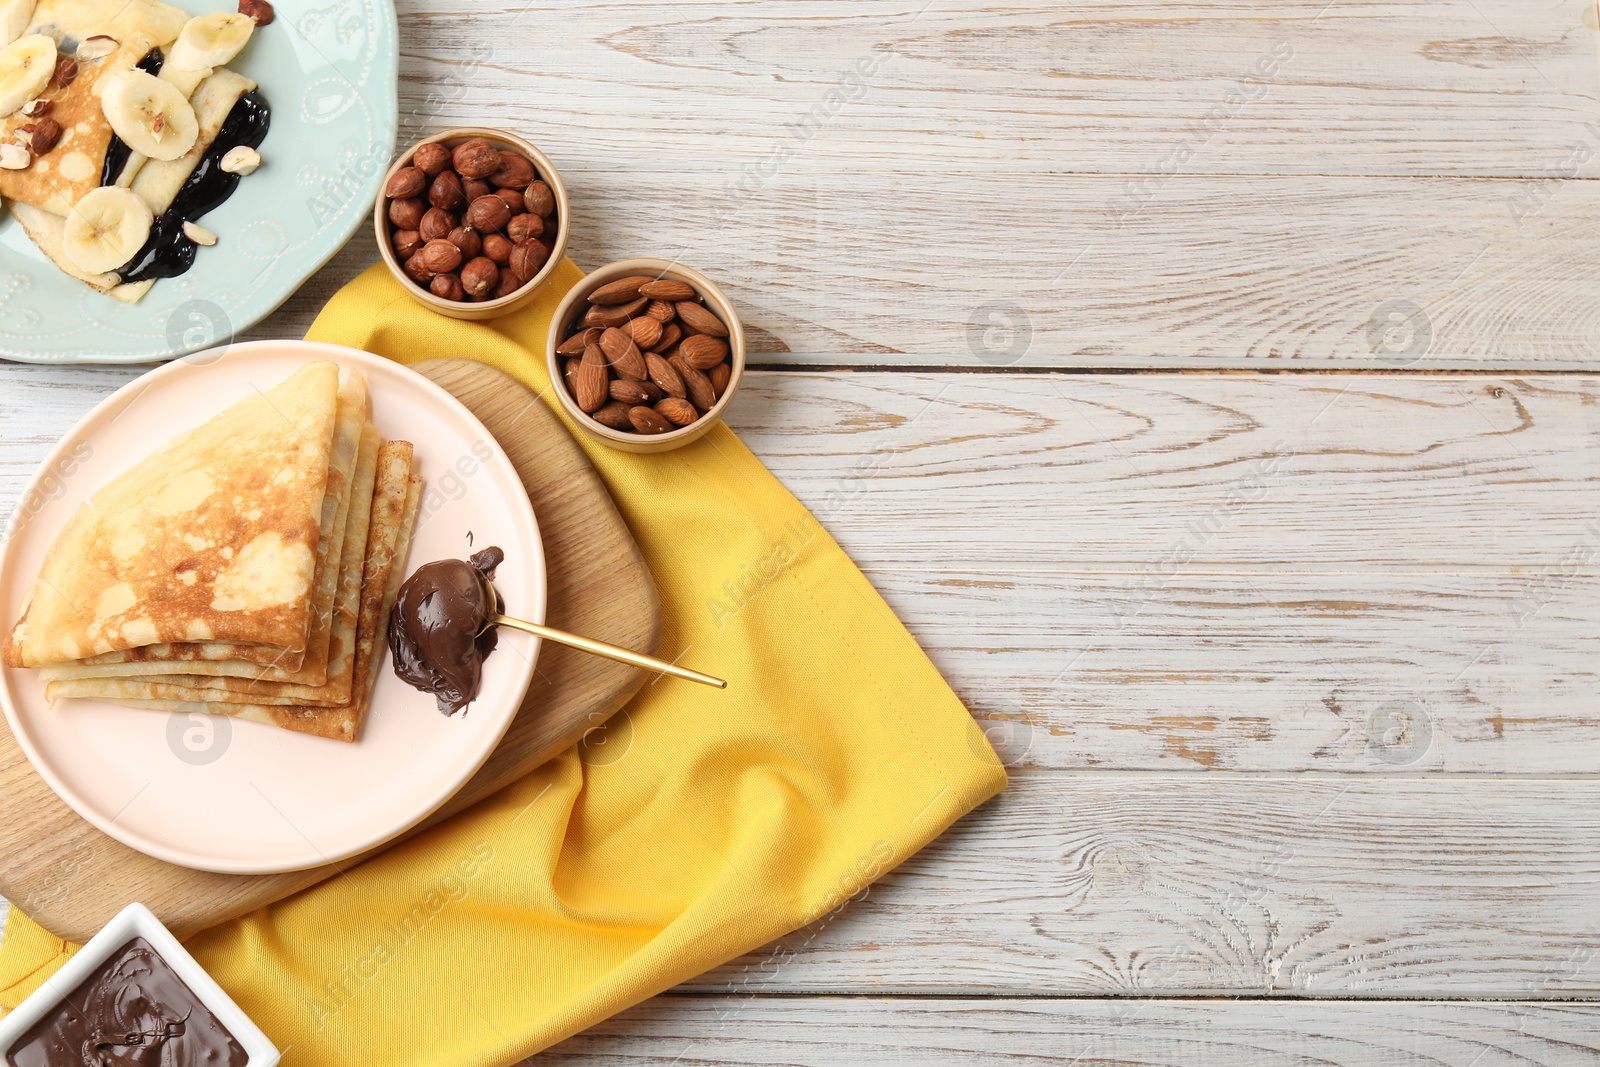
[6,1,1600,1062]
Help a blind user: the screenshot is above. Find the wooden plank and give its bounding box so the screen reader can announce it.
[536,997,1600,1066]
[728,372,1600,567]
[11,370,1600,773]
[876,568,1600,773]
[680,774,1600,996]
[551,173,1600,367]
[401,0,1600,178]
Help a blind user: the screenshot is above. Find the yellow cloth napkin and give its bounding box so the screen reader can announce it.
[1,259,1006,1065]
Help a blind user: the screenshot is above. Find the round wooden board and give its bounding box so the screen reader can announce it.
[0,359,661,941]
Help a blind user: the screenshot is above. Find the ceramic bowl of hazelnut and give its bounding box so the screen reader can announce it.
[547,258,746,454]
[374,127,569,320]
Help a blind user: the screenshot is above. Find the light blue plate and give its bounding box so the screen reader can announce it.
[0,0,398,364]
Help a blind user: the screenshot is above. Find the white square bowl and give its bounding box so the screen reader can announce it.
[0,902,279,1066]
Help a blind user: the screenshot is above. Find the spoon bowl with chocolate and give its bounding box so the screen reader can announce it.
[390,548,725,715]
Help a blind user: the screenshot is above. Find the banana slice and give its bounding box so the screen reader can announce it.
[0,0,35,47]
[63,187,153,275]
[0,34,56,119]
[100,69,199,161]
[166,12,254,72]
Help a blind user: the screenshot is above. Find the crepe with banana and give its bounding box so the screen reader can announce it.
[0,0,270,302]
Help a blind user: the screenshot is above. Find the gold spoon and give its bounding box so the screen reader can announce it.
[485,613,727,689]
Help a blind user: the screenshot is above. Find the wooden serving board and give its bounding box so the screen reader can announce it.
[0,360,661,942]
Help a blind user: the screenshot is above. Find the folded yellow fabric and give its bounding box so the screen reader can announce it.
[0,259,1006,1065]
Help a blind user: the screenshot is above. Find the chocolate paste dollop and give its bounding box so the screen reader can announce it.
[388,546,504,715]
[6,937,247,1067]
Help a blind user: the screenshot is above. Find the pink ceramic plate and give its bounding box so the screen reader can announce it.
[0,341,545,874]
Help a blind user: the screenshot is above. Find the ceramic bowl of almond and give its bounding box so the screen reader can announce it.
[374,127,569,320]
[546,259,745,454]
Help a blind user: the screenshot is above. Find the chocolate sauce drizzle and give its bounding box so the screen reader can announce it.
[97,47,273,285]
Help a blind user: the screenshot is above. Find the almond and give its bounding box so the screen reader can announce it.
[629,406,673,434]
[557,327,601,357]
[671,355,717,411]
[609,378,655,405]
[599,327,649,380]
[656,397,698,427]
[646,352,686,399]
[575,346,611,413]
[709,362,732,398]
[589,275,654,305]
[651,323,681,353]
[645,299,676,323]
[675,301,729,337]
[591,401,633,431]
[563,357,580,395]
[639,278,697,301]
[624,316,662,351]
[678,334,730,370]
[585,296,648,328]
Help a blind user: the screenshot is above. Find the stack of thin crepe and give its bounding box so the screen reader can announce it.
[2,361,421,742]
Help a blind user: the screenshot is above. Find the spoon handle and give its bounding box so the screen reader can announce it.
[492,615,727,689]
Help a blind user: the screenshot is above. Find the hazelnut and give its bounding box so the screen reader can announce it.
[420,238,463,274]
[460,257,499,297]
[385,166,426,199]
[453,138,501,179]
[524,180,555,217]
[463,178,491,203]
[509,239,549,282]
[430,272,465,301]
[446,226,481,259]
[239,0,276,25]
[22,117,61,155]
[50,56,77,90]
[418,207,455,242]
[490,151,535,189]
[413,142,452,176]
[403,251,435,284]
[428,170,465,211]
[506,213,543,243]
[494,187,524,214]
[481,233,513,265]
[391,228,424,259]
[388,196,425,230]
[492,271,524,299]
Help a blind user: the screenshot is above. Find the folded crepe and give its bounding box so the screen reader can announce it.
[84,441,422,742]
[45,423,381,704]
[52,369,370,682]
[3,361,341,669]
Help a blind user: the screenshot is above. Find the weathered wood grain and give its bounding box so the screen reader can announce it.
[10,370,1600,773]
[683,774,1600,997]
[398,0,1600,178]
[293,0,1600,367]
[534,997,1600,1066]
[730,372,1600,566]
